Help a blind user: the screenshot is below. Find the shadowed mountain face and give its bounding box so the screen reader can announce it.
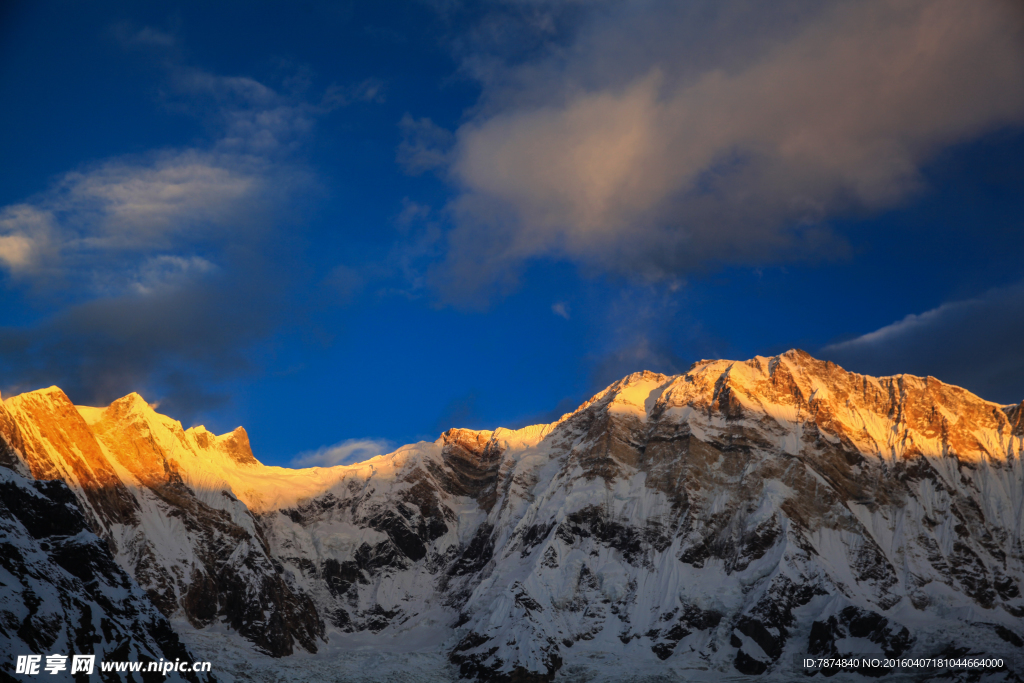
[2,350,1023,681]
[0,465,214,683]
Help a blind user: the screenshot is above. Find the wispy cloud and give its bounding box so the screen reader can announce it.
[0,206,53,272]
[0,46,343,291]
[0,233,34,270]
[323,78,387,109]
[111,22,178,49]
[551,302,569,319]
[291,438,394,467]
[397,114,455,175]
[422,0,1024,303]
[129,255,217,295]
[583,281,717,390]
[0,151,269,280]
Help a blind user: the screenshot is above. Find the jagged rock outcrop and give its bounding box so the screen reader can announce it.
[2,351,1022,681]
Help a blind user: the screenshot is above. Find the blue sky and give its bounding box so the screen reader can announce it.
[2,0,1023,466]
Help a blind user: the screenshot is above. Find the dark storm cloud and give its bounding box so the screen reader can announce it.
[820,283,1024,405]
[421,0,1024,304]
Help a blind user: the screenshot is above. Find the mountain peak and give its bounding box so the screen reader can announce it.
[5,384,72,407]
[106,391,163,418]
[217,426,259,466]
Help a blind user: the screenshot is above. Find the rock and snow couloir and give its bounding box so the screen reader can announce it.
[1,350,1023,681]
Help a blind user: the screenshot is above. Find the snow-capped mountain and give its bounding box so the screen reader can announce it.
[2,350,1023,681]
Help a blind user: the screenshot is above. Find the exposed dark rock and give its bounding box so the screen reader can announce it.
[322,557,361,596]
[451,632,562,683]
[649,605,723,660]
[808,606,913,661]
[369,510,427,562]
[995,625,1024,648]
[560,506,645,565]
[519,521,556,556]
[449,524,495,577]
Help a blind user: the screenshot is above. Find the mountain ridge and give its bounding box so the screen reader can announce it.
[2,349,1023,681]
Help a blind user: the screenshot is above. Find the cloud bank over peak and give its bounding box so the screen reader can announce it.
[427,0,1024,302]
[821,282,1024,405]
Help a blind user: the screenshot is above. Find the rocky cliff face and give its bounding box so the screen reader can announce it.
[0,465,213,683]
[2,350,1022,681]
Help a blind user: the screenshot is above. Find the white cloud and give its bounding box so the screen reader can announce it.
[63,153,261,246]
[170,68,385,156]
[172,68,278,106]
[291,438,394,468]
[128,26,176,47]
[428,0,1024,300]
[396,198,432,227]
[0,205,55,272]
[0,39,360,418]
[0,234,35,270]
[111,22,178,49]
[551,302,569,319]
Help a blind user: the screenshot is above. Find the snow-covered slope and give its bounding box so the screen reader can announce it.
[2,350,1023,681]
